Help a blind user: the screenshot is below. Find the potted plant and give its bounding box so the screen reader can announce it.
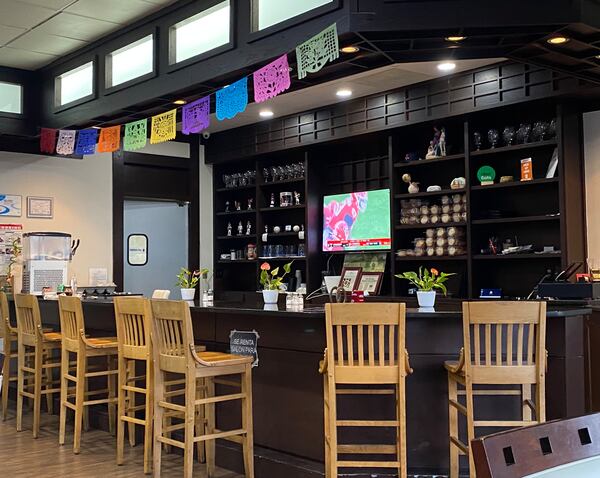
[396,267,454,307]
[176,267,208,301]
[259,261,292,304]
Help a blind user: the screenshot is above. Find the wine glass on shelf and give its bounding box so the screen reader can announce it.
[502,126,515,146]
[223,174,231,189]
[473,131,482,151]
[487,128,499,148]
[263,167,270,183]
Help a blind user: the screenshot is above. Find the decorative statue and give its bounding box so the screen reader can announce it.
[235,201,241,211]
[294,191,301,206]
[264,225,268,233]
[246,221,252,235]
[225,201,230,213]
[247,198,254,210]
[237,221,243,235]
[402,173,420,194]
[227,222,232,236]
[270,193,275,207]
[426,126,446,159]
[425,141,436,159]
[438,128,446,156]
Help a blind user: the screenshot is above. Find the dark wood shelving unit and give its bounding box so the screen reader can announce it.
[470,139,557,156]
[470,177,559,191]
[258,178,305,187]
[215,210,256,216]
[395,255,468,261]
[259,205,305,212]
[216,235,258,240]
[395,222,467,230]
[215,184,256,193]
[471,215,560,225]
[394,188,463,199]
[393,153,465,168]
[472,253,562,260]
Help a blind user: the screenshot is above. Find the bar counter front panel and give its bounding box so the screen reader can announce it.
[27,298,589,477]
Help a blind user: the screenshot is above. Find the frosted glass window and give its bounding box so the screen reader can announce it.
[255,0,333,30]
[56,61,94,106]
[170,1,230,64]
[107,35,154,88]
[0,82,22,114]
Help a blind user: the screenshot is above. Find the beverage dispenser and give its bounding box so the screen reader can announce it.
[21,232,72,295]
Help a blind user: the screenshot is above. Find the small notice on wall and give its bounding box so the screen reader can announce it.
[0,224,23,276]
[229,330,260,367]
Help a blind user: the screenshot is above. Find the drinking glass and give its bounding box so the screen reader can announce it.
[517,123,531,144]
[297,243,306,257]
[473,131,482,150]
[487,129,499,148]
[275,244,284,257]
[270,166,278,182]
[502,126,515,146]
[263,167,270,183]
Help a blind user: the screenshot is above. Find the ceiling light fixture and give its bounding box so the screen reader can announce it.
[173,99,187,105]
[547,36,570,45]
[437,62,456,72]
[595,54,600,60]
[340,45,360,53]
[445,36,467,42]
[259,110,274,118]
[336,88,353,98]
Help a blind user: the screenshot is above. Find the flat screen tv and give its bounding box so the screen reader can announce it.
[322,188,391,252]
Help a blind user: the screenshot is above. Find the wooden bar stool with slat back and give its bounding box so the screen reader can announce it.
[13,293,62,438]
[149,299,255,478]
[319,303,413,478]
[446,301,547,478]
[58,295,119,454]
[113,296,207,475]
[0,290,17,421]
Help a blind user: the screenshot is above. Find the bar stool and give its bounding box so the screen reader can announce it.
[319,303,413,478]
[445,301,547,478]
[13,293,62,438]
[149,299,255,478]
[114,297,207,474]
[0,291,17,421]
[58,295,118,454]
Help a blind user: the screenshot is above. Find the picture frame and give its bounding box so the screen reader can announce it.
[0,194,22,217]
[27,196,53,218]
[357,271,383,295]
[127,234,148,266]
[339,267,362,291]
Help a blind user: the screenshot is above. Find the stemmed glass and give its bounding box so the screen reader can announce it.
[473,131,482,151]
[487,129,499,148]
[263,167,270,183]
[502,126,515,146]
[223,174,231,188]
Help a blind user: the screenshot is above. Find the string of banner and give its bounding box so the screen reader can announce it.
[39,24,339,156]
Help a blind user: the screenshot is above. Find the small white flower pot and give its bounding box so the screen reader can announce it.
[180,288,196,301]
[417,290,436,307]
[262,289,279,304]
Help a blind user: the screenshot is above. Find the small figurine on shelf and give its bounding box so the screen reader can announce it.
[225,201,230,213]
[270,193,275,207]
[247,198,254,211]
[264,225,268,233]
[235,201,241,211]
[227,222,232,236]
[402,173,420,194]
[294,191,301,206]
[438,128,446,156]
[246,221,252,236]
[237,221,243,236]
[426,126,446,159]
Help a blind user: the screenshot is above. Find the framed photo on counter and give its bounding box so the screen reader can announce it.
[357,271,383,295]
[339,267,362,291]
[27,196,53,218]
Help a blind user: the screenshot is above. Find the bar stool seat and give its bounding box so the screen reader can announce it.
[43,332,63,342]
[443,360,464,375]
[86,337,118,347]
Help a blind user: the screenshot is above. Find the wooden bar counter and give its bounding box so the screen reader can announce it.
[9,296,590,477]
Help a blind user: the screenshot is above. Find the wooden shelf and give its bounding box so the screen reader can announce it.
[216,235,258,240]
[395,222,467,230]
[217,260,257,264]
[260,205,305,212]
[258,178,305,187]
[471,215,560,225]
[395,255,468,261]
[261,231,303,239]
[215,210,256,216]
[393,153,464,168]
[470,139,557,157]
[215,185,256,193]
[472,253,562,260]
[395,188,464,199]
[471,177,559,191]
[258,256,306,261]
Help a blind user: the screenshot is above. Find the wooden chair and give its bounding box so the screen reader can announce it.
[152,290,171,299]
[58,295,118,454]
[149,299,254,478]
[446,301,547,478]
[319,302,413,478]
[472,413,600,477]
[0,291,17,421]
[13,293,62,438]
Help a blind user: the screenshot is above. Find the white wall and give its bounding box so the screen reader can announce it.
[0,151,113,287]
[584,111,600,260]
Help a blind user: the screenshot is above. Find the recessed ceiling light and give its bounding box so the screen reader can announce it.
[547,36,570,45]
[336,88,353,98]
[340,45,360,53]
[173,99,187,105]
[437,62,456,72]
[259,110,274,118]
[445,36,467,42]
[595,54,600,60]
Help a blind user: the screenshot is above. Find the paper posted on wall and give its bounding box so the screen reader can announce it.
[0,223,23,276]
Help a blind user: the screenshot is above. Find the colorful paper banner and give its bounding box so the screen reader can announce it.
[74,129,98,155]
[182,96,210,135]
[253,54,291,103]
[97,125,121,153]
[216,77,248,120]
[150,109,177,144]
[56,130,76,156]
[123,119,147,151]
[40,128,57,154]
[296,23,339,80]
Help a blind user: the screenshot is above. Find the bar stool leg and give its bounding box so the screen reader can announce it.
[16,341,25,432]
[195,379,206,464]
[127,359,135,446]
[117,353,127,466]
[326,372,338,478]
[108,355,117,435]
[153,367,165,478]
[44,349,53,415]
[465,382,476,478]
[59,349,69,446]
[83,371,90,432]
[32,344,43,438]
[536,383,546,423]
[184,373,195,478]
[448,375,459,478]
[143,357,153,475]
[323,374,330,478]
[205,376,216,477]
[1,337,12,421]
[73,351,86,454]
[522,384,532,421]
[396,382,407,478]
[241,365,254,478]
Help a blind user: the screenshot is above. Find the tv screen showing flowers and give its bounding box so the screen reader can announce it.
[322,188,391,252]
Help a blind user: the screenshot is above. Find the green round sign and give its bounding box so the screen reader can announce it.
[477,165,496,183]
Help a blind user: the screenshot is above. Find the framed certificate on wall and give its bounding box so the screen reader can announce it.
[27,196,53,218]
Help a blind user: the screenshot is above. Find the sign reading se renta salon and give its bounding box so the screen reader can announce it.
[229,330,260,367]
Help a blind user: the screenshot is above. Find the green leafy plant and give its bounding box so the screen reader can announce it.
[176,267,209,289]
[7,238,22,277]
[259,261,293,290]
[395,267,455,295]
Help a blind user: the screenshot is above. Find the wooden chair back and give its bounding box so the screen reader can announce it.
[14,294,43,346]
[462,301,546,385]
[58,295,86,352]
[114,297,151,361]
[472,413,600,478]
[325,303,407,384]
[0,291,11,339]
[149,299,194,374]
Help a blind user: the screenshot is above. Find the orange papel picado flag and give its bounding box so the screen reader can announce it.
[97,125,121,153]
